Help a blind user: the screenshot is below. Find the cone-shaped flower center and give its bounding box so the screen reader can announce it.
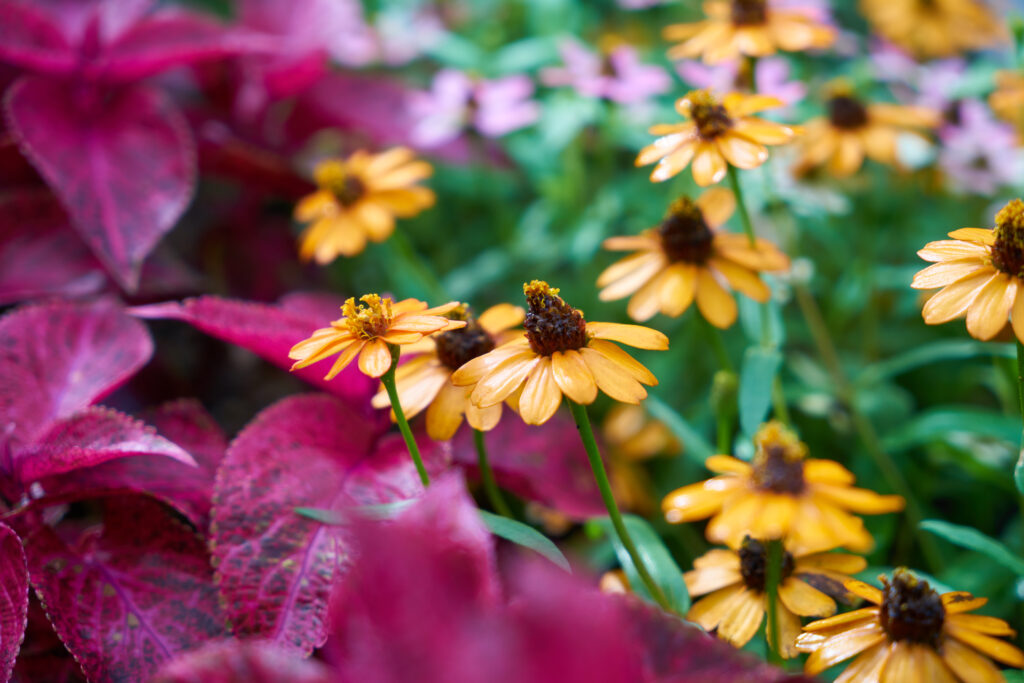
[731,0,768,25]
[435,307,496,370]
[751,421,807,495]
[658,197,714,264]
[315,161,366,207]
[992,199,1024,278]
[342,294,394,339]
[739,536,795,592]
[828,95,869,130]
[523,281,587,356]
[879,569,945,646]
[689,90,734,140]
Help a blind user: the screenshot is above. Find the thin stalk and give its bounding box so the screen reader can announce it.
[700,314,734,372]
[567,399,673,612]
[764,539,784,666]
[381,345,430,487]
[771,377,790,425]
[473,429,513,518]
[1015,340,1024,552]
[727,166,757,248]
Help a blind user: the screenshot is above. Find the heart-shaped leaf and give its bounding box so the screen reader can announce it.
[0,522,28,683]
[151,640,331,683]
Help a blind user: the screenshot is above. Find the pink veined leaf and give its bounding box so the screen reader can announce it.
[452,410,604,519]
[16,406,195,483]
[151,640,331,683]
[26,0,155,46]
[0,522,28,683]
[4,78,195,291]
[211,393,450,655]
[130,294,376,405]
[24,496,226,683]
[0,1,75,76]
[0,298,153,451]
[12,595,85,683]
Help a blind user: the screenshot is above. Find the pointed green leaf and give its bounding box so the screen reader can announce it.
[478,510,571,572]
[921,520,1024,576]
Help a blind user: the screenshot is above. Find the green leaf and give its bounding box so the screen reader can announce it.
[294,500,415,525]
[294,507,343,525]
[1016,447,1024,497]
[738,297,784,347]
[644,395,714,466]
[479,510,571,572]
[881,407,1022,451]
[1002,670,1024,683]
[921,520,1024,576]
[739,347,782,437]
[858,340,1014,386]
[592,515,690,615]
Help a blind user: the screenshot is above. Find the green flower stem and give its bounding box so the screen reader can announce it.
[473,428,513,518]
[567,399,673,612]
[764,539,784,666]
[726,166,757,248]
[700,316,737,453]
[1015,340,1024,549]
[699,313,734,372]
[381,345,430,487]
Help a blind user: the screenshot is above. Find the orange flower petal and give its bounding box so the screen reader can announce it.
[942,592,987,613]
[946,613,1016,637]
[717,588,765,648]
[944,620,1024,667]
[658,262,699,317]
[716,133,769,170]
[471,352,541,408]
[940,636,1006,683]
[692,142,727,186]
[601,235,660,253]
[921,269,996,324]
[706,492,764,547]
[477,303,525,334]
[357,338,393,378]
[451,340,529,385]
[778,578,836,617]
[770,600,804,659]
[662,480,735,523]
[684,566,743,597]
[578,347,648,404]
[803,624,887,675]
[911,260,988,290]
[844,579,883,604]
[834,641,893,683]
[1011,287,1024,344]
[803,459,856,485]
[586,322,669,350]
[812,483,905,514]
[709,257,771,302]
[723,93,784,117]
[390,364,451,419]
[704,454,751,475]
[651,141,700,182]
[687,584,744,631]
[695,268,739,328]
[466,400,502,433]
[323,340,365,380]
[294,190,336,221]
[965,273,1016,340]
[693,548,741,570]
[518,358,563,425]
[731,118,794,145]
[828,132,865,177]
[550,350,598,405]
[795,552,867,575]
[598,252,668,302]
[917,240,990,263]
[947,227,996,245]
[802,607,881,633]
[695,187,736,227]
[586,339,657,385]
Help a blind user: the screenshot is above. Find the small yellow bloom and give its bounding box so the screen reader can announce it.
[797,569,1024,680]
[294,147,435,264]
[793,86,939,178]
[452,281,668,426]
[664,0,835,64]
[990,71,1024,140]
[913,200,1024,344]
[686,537,866,658]
[860,0,1005,59]
[371,303,525,440]
[637,90,796,186]
[288,295,465,379]
[597,189,789,328]
[662,421,905,554]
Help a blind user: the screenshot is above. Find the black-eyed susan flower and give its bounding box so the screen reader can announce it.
[793,85,939,178]
[451,281,668,426]
[371,303,525,440]
[597,189,789,327]
[796,569,1024,681]
[860,0,1005,59]
[912,200,1024,344]
[289,295,465,379]
[662,421,905,553]
[294,148,435,264]
[686,537,866,658]
[664,0,835,64]
[990,71,1024,140]
[637,90,797,186]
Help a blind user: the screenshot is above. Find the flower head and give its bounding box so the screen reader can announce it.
[913,199,1024,343]
[662,421,905,553]
[597,189,789,327]
[636,90,797,186]
[686,538,866,657]
[289,295,466,379]
[796,569,1024,680]
[371,303,525,440]
[664,0,835,64]
[294,148,435,264]
[939,100,1024,196]
[451,281,668,426]
[860,0,1005,59]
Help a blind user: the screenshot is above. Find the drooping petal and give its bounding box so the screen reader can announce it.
[518,358,564,425]
[778,578,836,617]
[695,187,736,228]
[578,347,648,404]
[941,636,1006,683]
[715,133,768,170]
[965,274,1016,340]
[550,351,598,405]
[716,589,765,648]
[425,381,469,441]
[944,620,1024,667]
[691,143,728,186]
[803,624,887,675]
[695,268,739,329]
[477,303,525,334]
[358,338,393,378]
[471,353,541,408]
[709,258,771,302]
[658,262,698,317]
[921,269,996,324]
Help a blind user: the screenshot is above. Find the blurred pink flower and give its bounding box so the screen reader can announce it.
[939,99,1024,195]
[870,40,966,110]
[541,39,671,105]
[616,0,670,7]
[676,57,806,110]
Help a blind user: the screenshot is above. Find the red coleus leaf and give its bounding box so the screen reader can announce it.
[211,393,449,654]
[0,522,28,683]
[151,640,331,683]
[24,496,226,683]
[0,1,75,75]
[4,78,195,291]
[0,299,153,450]
[13,596,85,683]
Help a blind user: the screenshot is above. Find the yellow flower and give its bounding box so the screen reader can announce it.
[860,0,1005,59]
[370,303,525,440]
[288,295,465,379]
[636,90,796,186]
[990,71,1024,140]
[294,148,435,264]
[451,281,668,426]
[793,87,939,178]
[661,421,905,554]
[603,404,681,461]
[664,0,835,64]
[912,200,1024,344]
[597,189,789,328]
[685,537,867,658]
[797,569,1024,681]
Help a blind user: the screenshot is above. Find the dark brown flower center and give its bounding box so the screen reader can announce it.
[658,197,714,264]
[328,175,366,207]
[689,91,734,140]
[751,421,807,495]
[879,569,945,646]
[738,536,795,592]
[731,0,768,25]
[435,317,496,370]
[991,199,1024,278]
[523,281,587,356]
[828,95,869,130]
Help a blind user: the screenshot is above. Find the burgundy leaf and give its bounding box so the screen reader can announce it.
[0,1,75,75]
[5,78,195,291]
[25,496,226,683]
[452,410,604,519]
[130,294,376,404]
[17,406,194,483]
[151,640,331,683]
[0,522,28,683]
[12,596,85,683]
[0,298,153,450]
[211,393,449,654]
